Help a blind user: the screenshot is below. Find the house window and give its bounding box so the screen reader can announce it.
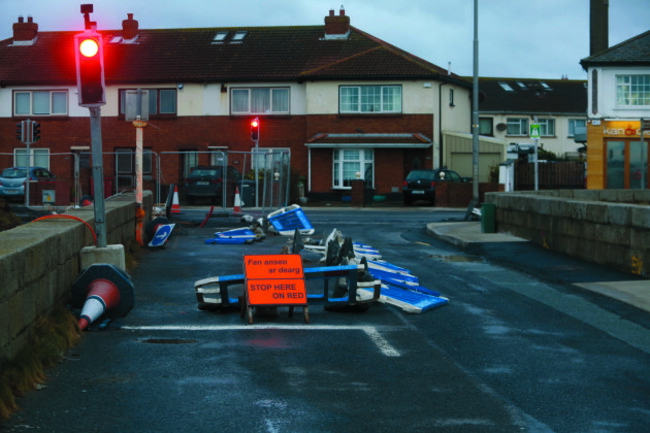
[568,119,586,137]
[539,119,555,137]
[478,118,493,135]
[181,150,199,181]
[616,75,650,106]
[340,85,402,113]
[449,89,455,107]
[231,88,290,114]
[332,149,374,188]
[14,148,49,168]
[119,89,177,116]
[14,91,67,116]
[231,31,248,42]
[506,118,528,136]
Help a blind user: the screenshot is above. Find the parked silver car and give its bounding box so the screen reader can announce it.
[0,167,56,199]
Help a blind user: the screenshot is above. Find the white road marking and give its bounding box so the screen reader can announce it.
[123,324,402,357]
[362,327,401,357]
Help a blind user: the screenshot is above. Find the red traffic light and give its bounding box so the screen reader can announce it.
[74,32,105,107]
[251,118,260,141]
[79,38,99,57]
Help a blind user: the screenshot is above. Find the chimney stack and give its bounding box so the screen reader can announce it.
[13,16,38,42]
[590,0,609,55]
[324,7,350,39]
[122,13,139,40]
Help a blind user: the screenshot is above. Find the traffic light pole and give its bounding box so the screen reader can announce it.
[89,106,107,248]
[16,119,34,207]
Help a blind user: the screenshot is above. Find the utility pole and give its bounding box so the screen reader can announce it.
[469,0,480,214]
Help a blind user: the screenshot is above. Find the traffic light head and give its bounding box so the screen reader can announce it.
[32,122,41,141]
[74,32,105,107]
[16,122,24,142]
[251,118,260,141]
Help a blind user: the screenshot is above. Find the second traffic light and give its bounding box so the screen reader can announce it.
[16,121,24,142]
[74,31,106,107]
[251,118,260,141]
[32,122,41,141]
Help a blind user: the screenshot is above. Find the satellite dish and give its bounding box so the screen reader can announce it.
[496,123,507,131]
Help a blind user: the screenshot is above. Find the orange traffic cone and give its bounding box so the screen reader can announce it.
[71,264,135,331]
[171,185,181,214]
[78,279,121,331]
[233,187,242,214]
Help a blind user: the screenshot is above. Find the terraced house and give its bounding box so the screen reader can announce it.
[0,7,475,205]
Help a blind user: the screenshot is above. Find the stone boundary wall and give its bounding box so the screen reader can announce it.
[484,190,650,277]
[0,192,153,369]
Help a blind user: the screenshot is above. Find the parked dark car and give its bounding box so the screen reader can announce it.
[0,167,56,200]
[185,165,242,204]
[402,169,466,206]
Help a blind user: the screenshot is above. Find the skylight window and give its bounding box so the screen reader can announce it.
[540,82,552,90]
[516,81,527,89]
[110,36,122,44]
[498,82,514,92]
[213,32,228,43]
[231,31,248,42]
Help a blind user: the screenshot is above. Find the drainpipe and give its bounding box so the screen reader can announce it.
[438,81,446,169]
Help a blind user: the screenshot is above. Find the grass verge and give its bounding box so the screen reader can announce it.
[0,306,82,420]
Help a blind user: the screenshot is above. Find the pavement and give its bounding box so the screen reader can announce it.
[426,220,650,315]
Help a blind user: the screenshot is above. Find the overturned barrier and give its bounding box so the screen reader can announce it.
[194,264,381,312]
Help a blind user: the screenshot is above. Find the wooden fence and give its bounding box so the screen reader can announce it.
[515,161,586,190]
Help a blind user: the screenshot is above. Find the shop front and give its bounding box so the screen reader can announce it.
[587,120,649,189]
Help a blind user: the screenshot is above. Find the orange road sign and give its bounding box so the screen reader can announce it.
[244,254,307,306]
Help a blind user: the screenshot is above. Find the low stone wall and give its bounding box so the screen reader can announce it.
[0,192,153,369]
[484,190,650,276]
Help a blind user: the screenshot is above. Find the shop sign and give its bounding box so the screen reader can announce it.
[603,121,641,137]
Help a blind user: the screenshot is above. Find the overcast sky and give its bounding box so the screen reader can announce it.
[1,0,648,80]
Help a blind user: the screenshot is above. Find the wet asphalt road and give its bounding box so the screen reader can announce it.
[2,207,650,433]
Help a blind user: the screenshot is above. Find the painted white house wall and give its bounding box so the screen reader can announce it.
[485,113,586,157]
[587,66,650,119]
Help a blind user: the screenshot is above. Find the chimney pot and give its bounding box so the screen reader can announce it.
[122,13,139,40]
[329,10,334,16]
[324,7,350,38]
[13,15,38,41]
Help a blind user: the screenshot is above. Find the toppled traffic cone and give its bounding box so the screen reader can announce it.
[71,264,135,330]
